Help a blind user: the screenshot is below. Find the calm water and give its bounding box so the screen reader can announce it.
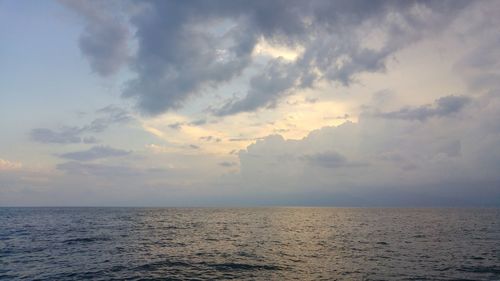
[0,208,499,280]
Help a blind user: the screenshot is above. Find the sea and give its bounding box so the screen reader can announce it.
[0,207,499,280]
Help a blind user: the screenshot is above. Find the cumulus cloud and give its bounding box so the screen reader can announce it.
[235,92,500,204]
[66,0,469,116]
[61,0,129,76]
[58,146,130,161]
[121,1,256,115]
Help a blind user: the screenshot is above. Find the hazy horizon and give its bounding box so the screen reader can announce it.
[1,0,500,207]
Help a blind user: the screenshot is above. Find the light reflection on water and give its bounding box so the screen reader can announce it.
[1,207,499,280]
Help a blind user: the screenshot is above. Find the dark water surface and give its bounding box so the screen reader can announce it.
[1,208,499,280]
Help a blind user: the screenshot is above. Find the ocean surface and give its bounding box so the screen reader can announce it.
[0,208,499,280]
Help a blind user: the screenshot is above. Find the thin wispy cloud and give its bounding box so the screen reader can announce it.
[30,105,133,144]
[374,95,471,121]
[58,146,130,162]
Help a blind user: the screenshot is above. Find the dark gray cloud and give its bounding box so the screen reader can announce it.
[121,1,256,115]
[200,136,221,142]
[58,146,130,161]
[168,122,183,130]
[61,0,129,76]
[375,95,471,121]
[214,1,468,115]
[166,119,209,130]
[30,105,132,144]
[67,0,469,116]
[166,119,211,130]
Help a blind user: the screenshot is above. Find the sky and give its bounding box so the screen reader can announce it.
[1,0,499,206]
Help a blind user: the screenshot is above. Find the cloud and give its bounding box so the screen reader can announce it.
[200,136,221,143]
[234,92,500,204]
[58,146,130,161]
[57,161,139,177]
[374,95,471,121]
[168,122,183,130]
[324,114,350,120]
[61,0,129,76]
[215,58,300,115]
[0,159,22,171]
[301,151,349,168]
[88,105,133,132]
[66,0,469,116]
[30,127,82,144]
[121,1,256,115]
[219,161,237,167]
[82,136,98,144]
[189,119,207,126]
[452,2,500,91]
[30,105,132,144]
[55,161,175,183]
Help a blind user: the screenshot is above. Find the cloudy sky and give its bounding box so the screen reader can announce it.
[1,0,499,206]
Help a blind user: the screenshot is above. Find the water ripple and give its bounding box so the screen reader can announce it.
[0,207,499,280]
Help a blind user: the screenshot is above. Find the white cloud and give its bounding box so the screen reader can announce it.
[232,92,500,204]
